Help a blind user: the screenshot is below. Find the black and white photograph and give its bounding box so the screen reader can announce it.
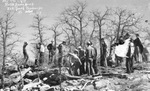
[0,0,150,90]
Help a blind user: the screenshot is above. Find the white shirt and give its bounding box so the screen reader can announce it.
[40,44,45,53]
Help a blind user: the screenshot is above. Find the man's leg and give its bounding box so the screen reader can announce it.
[42,52,44,65]
[100,55,105,66]
[89,58,94,75]
[139,53,142,62]
[80,59,83,75]
[39,52,42,65]
[58,55,62,67]
[126,58,129,73]
[103,51,108,66]
[85,59,88,74]
[74,62,80,76]
[87,59,91,75]
[131,56,134,72]
[126,58,131,73]
[25,54,29,66]
[93,59,98,74]
[129,58,132,73]
[48,51,50,63]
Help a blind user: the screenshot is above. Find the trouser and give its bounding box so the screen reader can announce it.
[115,55,123,66]
[58,55,67,67]
[86,58,94,75]
[73,62,81,76]
[39,52,44,65]
[126,57,133,73]
[49,51,54,63]
[100,53,106,66]
[142,53,148,62]
[93,59,98,74]
[58,56,63,67]
[134,47,143,62]
[80,58,86,75]
[23,52,29,65]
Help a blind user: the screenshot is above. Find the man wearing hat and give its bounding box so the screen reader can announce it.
[38,42,45,66]
[133,34,143,62]
[85,41,95,75]
[58,41,67,67]
[78,46,86,75]
[100,38,107,67]
[90,42,98,74]
[47,40,55,63]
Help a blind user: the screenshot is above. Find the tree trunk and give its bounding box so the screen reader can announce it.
[2,38,6,89]
[98,24,102,65]
[54,35,57,49]
[80,19,83,47]
[116,25,120,42]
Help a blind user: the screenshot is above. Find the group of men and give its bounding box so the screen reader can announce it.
[55,40,99,76]
[23,42,45,66]
[22,33,145,75]
[22,39,108,76]
[112,33,145,74]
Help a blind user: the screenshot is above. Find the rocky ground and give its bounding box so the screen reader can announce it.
[0,61,150,91]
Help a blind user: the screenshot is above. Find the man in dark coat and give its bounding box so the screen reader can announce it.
[133,34,143,62]
[23,42,29,65]
[39,43,45,65]
[78,46,86,75]
[47,40,55,63]
[100,38,107,67]
[126,37,134,73]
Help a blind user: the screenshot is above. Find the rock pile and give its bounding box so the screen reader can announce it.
[1,62,150,91]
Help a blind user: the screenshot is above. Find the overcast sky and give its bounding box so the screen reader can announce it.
[0,0,150,54]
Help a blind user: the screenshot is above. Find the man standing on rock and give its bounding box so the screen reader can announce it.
[90,42,98,74]
[47,40,55,63]
[133,34,143,63]
[68,50,82,76]
[23,42,29,66]
[100,38,107,67]
[37,42,45,66]
[58,41,67,67]
[78,46,86,75]
[86,41,95,75]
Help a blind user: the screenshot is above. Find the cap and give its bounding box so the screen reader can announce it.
[24,42,28,45]
[62,41,66,44]
[136,34,139,37]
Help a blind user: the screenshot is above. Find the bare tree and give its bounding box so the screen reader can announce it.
[60,1,89,48]
[105,23,116,56]
[62,28,72,51]
[111,8,142,41]
[92,8,111,57]
[49,23,62,48]
[89,15,97,41]
[30,14,47,44]
[0,12,20,89]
